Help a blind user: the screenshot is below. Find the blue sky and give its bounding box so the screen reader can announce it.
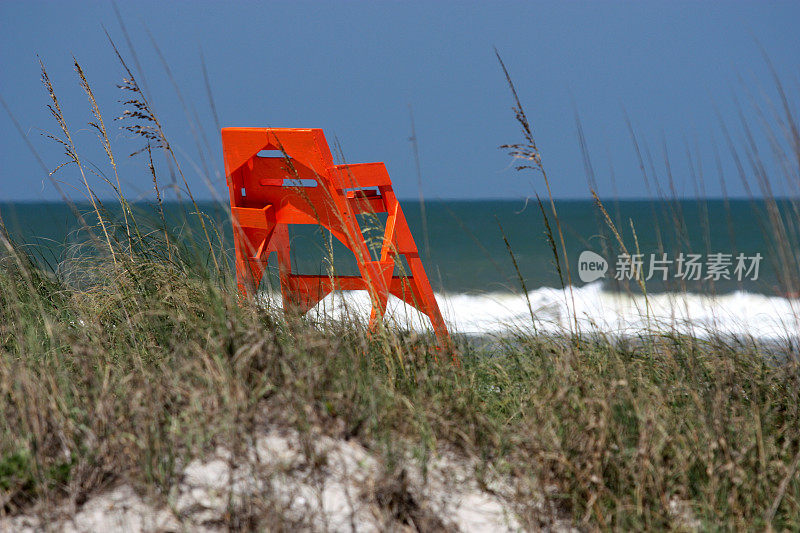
[1,1,798,202]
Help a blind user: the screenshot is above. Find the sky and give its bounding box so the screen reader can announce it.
[1,1,798,202]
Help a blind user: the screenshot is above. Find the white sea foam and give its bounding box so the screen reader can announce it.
[264,282,800,341]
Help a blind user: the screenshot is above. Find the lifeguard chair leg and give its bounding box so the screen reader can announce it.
[364,261,392,331]
[329,195,393,332]
[234,229,268,296]
[231,205,276,297]
[378,188,452,349]
[406,255,451,348]
[270,225,297,313]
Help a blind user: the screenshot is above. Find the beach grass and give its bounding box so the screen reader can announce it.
[2,228,799,529]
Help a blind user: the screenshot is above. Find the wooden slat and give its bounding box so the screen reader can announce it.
[232,205,274,230]
[330,162,392,188]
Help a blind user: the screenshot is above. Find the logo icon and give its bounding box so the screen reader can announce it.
[578,250,608,283]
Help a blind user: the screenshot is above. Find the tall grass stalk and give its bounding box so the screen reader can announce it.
[40,60,117,267]
[495,50,579,338]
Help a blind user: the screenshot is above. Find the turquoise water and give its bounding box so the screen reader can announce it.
[0,199,792,296]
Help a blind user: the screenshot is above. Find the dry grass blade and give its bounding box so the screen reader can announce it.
[495,49,578,337]
[105,31,220,273]
[495,215,537,332]
[40,59,117,266]
[75,58,135,253]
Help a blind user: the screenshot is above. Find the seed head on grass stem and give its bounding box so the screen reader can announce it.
[40,59,117,268]
[495,49,578,338]
[107,32,220,274]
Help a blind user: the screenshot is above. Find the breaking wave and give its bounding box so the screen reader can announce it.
[264,282,800,341]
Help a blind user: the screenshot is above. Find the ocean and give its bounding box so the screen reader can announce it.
[2,199,798,340]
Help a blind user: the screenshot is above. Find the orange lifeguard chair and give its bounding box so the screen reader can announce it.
[221,128,452,353]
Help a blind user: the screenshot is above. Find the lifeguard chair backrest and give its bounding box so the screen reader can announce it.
[223,128,393,238]
[222,128,332,183]
[224,128,328,217]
